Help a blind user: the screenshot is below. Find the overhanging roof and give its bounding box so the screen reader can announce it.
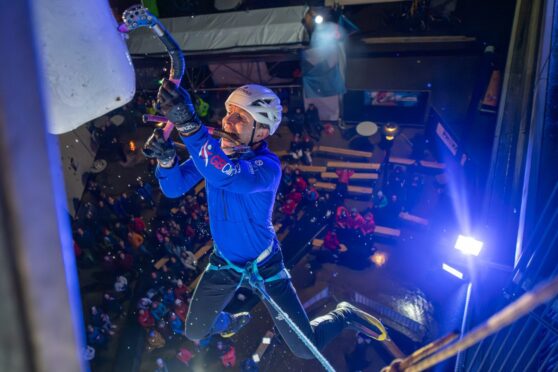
[126,6,310,56]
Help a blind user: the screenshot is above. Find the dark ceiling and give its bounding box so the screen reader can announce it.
[111,0,516,56]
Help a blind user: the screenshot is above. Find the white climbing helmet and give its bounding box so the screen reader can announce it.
[225,84,282,135]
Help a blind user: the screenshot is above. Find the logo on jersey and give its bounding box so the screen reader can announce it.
[222,163,241,176]
[199,141,212,167]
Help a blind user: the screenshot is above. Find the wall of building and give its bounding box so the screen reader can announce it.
[345,54,483,140]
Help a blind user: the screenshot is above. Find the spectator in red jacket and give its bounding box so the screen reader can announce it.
[137,309,155,329]
[360,212,376,236]
[286,188,303,205]
[130,216,146,234]
[117,251,134,273]
[176,347,194,367]
[294,170,308,192]
[174,279,189,300]
[174,298,189,322]
[217,341,237,368]
[347,208,365,231]
[335,205,350,229]
[323,229,341,252]
[278,197,298,234]
[335,169,354,200]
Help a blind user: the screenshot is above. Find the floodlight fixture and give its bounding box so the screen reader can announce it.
[455,235,484,256]
[442,263,464,279]
[314,14,324,24]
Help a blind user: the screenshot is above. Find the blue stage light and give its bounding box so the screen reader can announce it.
[442,263,464,279]
[455,235,483,256]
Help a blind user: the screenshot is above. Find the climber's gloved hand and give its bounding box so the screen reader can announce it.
[157,79,201,136]
[142,128,176,168]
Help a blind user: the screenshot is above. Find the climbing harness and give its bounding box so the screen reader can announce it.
[207,245,336,372]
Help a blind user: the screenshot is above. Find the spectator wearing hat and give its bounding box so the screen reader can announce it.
[280,166,295,194]
[305,103,322,141]
[154,358,169,372]
[374,190,389,222]
[335,205,350,229]
[169,312,185,336]
[163,287,176,307]
[301,135,314,165]
[146,329,165,352]
[217,340,237,368]
[151,301,168,322]
[289,107,305,136]
[156,318,173,341]
[114,275,129,294]
[87,324,109,349]
[288,133,304,163]
[347,208,365,232]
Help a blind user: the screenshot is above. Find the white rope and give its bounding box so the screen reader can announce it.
[253,280,336,372]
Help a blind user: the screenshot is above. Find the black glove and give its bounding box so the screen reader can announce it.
[142,128,176,167]
[157,79,201,136]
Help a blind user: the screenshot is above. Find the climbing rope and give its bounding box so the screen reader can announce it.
[207,249,336,371]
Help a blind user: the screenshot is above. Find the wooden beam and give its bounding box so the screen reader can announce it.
[312,239,324,247]
[317,145,372,159]
[362,35,476,45]
[321,172,378,180]
[195,180,206,194]
[284,164,328,173]
[326,161,381,171]
[154,257,170,270]
[375,225,401,237]
[419,160,446,170]
[399,212,429,226]
[326,0,410,5]
[389,157,416,166]
[194,242,213,260]
[314,181,337,191]
[348,185,373,194]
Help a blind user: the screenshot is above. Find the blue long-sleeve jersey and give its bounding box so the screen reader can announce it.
[155,126,281,263]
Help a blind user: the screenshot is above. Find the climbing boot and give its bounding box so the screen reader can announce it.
[336,301,388,341]
[220,312,252,338]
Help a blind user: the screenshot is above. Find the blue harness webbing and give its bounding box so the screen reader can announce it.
[206,247,290,289]
[206,245,335,371]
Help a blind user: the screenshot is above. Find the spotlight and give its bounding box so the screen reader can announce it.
[442,263,464,279]
[252,354,260,363]
[314,15,324,24]
[262,336,271,344]
[455,235,484,256]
